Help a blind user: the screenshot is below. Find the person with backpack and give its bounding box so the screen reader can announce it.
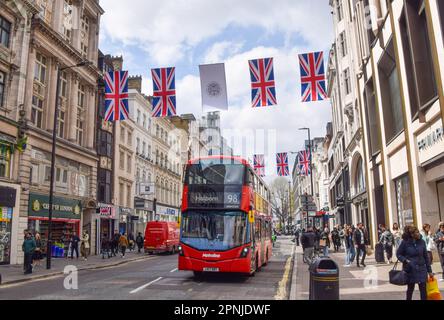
[379,225,394,264]
[136,232,144,253]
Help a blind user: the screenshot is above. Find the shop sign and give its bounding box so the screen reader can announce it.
[157,205,178,216]
[0,207,12,222]
[28,193,82,220]
[119,207,134,215]
[417,122,444,165]
[96,206,115,219]
[134,198,154,211]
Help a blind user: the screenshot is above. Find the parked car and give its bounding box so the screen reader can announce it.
[144,221,180,254]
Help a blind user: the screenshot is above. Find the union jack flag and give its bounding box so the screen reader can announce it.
[249,58,277,108]
[276,153,289,177]
[151,67,177,118]
[104,71,129,121]
[254,155,265,177]
[299,52,328,102]
[298,150,311,176]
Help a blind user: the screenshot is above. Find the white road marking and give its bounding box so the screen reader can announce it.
[170,268,178,273]
[130,277,163,294]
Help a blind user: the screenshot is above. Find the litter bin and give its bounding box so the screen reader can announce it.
[309,257,339,300]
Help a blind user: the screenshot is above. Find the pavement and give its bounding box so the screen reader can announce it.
[0,237,295,300]
[290,245,444,300]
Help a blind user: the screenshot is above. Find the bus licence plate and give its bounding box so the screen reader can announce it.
[203,267,219,272]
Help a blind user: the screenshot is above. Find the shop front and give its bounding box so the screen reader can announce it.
[416,119,444,228]
[28,193,82,256]
[155,204,179,222]
[134,198,154,235]
[0,186,16,265]
[118,207,134,235]
[96,203,117,254]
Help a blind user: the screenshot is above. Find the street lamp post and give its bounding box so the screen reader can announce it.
[299,127,314,227]
[46,61,92,270]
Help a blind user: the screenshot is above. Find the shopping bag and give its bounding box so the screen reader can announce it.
[426,277,442,300]
[366,246,373,256]
[319,239,326,247]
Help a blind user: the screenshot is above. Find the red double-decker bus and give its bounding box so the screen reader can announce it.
[178,156,273,276]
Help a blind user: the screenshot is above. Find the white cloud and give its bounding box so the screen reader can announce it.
[100,0,333,65]
[204,41,244,64]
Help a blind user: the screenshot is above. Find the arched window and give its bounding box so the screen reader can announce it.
[355,157,365,194]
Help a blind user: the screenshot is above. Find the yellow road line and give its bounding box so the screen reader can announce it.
[274,252,294,300]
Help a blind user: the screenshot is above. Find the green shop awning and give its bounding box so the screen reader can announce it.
[28,193,82,220]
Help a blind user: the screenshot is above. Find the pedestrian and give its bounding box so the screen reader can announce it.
[136,232,144,253]
[397,225,434,300]
[301,227,316,264]
[128,232,135,251]
[32,232,42,268]
[344,226,356,267]
[320,227,330,257]
[379,225,394,264]
[22,232,36,275]
[331,227,340,252]
[434,222,444,282]
[80,231,90,261]
[353,222,370,268]
[70,232,80,259]
[313,227,321,256]
[392,223,402,250]
[101,234,110,259]
[112,233,120,257]
[119,232,129,258]
[339,224,347,251]
[294,228,300,247]
[420,224,434,265]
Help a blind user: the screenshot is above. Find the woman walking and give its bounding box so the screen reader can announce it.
[80,231,90,261]
[420,224,434,265]
[344,226,355,267]
[393,223,402,250]
[397,225,434,300]
[434,222,444,282]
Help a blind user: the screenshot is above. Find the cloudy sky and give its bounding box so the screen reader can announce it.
[99,0,334,178]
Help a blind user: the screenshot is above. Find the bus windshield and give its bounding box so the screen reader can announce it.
[186,159,245,185]
[181,211,249,251]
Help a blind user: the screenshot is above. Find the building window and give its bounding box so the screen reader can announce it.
[364,78,381,155]
[57,110,65,138]
[127,184,131,208]
[119,182,124,205]
[0,144,11,178]
[143,114,147,129]
[127,154,131,173]
[80,15,89,57]
[0,15,11,48]
[127,131,132,146]
[137,110,141,124]
[337,0,344,22]
[343,68,351,95]
[99,131,112,157]
[120,127,125,142]
[97,169,112,204]
[31,95,44,128]
[395,175,413,229]
[142,142,146,156]
[62,0,73,42]
[34,53,47,84]
[400,0,438,120]
[355,157,365,194]
[120,151,125,169]
[0,71,5,107]
[378,40,404,142]
[76,111,84,145]
[136,138,140,154]
[340,32,347,57]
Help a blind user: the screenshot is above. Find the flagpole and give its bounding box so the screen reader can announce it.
[299,127,313,227]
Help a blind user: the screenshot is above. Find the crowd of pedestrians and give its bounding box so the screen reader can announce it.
[294,220,444,300]
[100,232,144,259]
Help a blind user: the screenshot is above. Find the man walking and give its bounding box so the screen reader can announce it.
[294,228,300,247]
[301,227,316,264]
[136,232,144,253]
[70,232,80,259]
[22,232,36,275]
[353,223,369,268]
[119,232,129,258]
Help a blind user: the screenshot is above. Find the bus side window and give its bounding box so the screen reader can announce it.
[255,219,261,241]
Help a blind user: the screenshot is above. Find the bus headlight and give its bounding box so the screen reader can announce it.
[240,247,249,258]
[178,245,184,256]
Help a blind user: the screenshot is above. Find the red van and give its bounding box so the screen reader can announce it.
[144,221,180,254]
